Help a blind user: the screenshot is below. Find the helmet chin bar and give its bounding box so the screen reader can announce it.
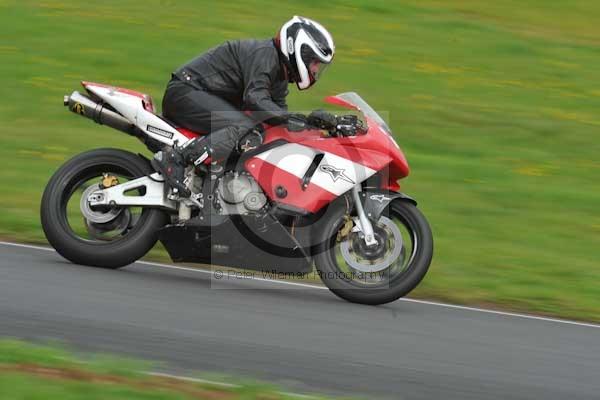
[294,29,329,90]
[295,73,317,91]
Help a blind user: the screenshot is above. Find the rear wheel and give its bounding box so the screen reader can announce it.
[314,200,433,305]
[41,148,169,268]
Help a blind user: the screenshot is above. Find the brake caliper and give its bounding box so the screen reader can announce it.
[337,215,354,242]
[101,173,119,189]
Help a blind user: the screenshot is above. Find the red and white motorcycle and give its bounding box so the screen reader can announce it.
[41,81,433,305]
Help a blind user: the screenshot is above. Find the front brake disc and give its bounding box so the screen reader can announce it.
[339,216,403,273]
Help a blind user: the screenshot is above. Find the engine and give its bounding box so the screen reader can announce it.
[216,172,267,215]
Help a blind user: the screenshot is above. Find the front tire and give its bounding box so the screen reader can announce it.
[41,148,169,268]
[314,200,433,305]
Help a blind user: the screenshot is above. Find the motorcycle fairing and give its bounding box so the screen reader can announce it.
[245,95,410,214]
[158,216,313,274]
[81,81,192,146]
[246,141,388,213]
[324,93,410,183]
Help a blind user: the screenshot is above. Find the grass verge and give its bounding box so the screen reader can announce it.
[0,339,335,400]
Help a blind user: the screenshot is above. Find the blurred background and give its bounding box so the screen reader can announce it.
[1,0,599,321]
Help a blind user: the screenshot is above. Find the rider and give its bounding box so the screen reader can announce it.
[152,16,337,197]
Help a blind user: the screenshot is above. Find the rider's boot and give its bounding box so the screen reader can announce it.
[151,138,213,198]
[151,147,190,198]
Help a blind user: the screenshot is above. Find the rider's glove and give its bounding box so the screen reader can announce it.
[287,113,308,132]
[307,109,337,130]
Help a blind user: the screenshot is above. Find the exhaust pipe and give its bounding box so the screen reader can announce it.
[64,91,137,136]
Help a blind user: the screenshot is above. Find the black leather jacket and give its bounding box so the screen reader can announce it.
[173,39,289,124]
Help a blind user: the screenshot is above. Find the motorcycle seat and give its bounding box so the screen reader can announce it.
[159,115,206,137]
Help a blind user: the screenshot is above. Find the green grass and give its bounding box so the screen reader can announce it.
[1,0,599,321]
[0,339,335,399]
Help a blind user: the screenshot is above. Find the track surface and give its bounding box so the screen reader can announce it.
[1,243,599,399]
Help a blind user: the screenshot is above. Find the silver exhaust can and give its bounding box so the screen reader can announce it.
[64,91,137,136]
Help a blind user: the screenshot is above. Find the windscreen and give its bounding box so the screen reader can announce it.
[332,92,393,135]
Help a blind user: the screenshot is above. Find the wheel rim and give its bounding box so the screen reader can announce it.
[339,216,403,273]
[332,208,418,287]
[58,163,149,244]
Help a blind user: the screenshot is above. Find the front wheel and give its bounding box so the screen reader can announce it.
[314,200,433,305]
[41,148,169,268]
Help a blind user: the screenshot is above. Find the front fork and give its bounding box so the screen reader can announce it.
[352,185,378,247]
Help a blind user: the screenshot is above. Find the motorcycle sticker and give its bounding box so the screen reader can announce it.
[319,164,355,185]
[147,125,174,139]
[369,194,391,203]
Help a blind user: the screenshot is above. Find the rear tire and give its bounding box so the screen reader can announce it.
[314,200,433,305]
[41,148,169,268]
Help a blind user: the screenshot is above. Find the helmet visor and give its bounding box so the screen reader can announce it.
[308,59,330,82]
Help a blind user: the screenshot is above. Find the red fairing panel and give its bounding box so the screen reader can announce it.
[245,140,369,213]
[261,126,394,171]
[262,120,408,179]
[247,117,409,213]
[365,118,410,189]
[325,94,410,189]
[247,157,337,212]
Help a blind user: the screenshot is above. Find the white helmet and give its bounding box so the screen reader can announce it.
[277,16,335,90]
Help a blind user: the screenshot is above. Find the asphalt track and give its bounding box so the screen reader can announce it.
[1,242,599,399]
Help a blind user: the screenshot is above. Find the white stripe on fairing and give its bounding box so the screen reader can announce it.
[255,143,316,177]
[255,143,376,196]
[310,152,375,195]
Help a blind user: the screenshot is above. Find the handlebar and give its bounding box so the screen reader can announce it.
[330,115,367,137]
[289,113,368,137]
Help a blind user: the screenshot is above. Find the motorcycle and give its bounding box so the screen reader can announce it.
[41,81,433,305]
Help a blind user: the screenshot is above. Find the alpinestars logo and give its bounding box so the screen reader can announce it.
[319,164,355,184]
[369,194,391,203]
